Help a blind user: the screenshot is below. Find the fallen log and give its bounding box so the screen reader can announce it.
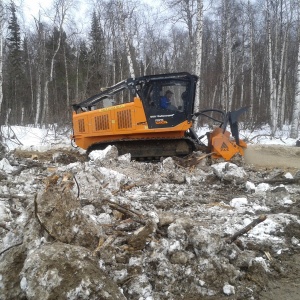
[226,214,267,244]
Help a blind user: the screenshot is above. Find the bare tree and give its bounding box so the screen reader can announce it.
[41,0,75,125]
[33,16,44,127]
[116,0,136,79]
[267,0,277,135]
[165,0,197,70]
[290,2,300,139]
[193,0,203,121]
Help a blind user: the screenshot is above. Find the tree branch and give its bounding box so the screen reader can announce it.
[226,215,267,244]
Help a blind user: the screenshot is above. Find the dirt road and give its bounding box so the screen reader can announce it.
[244,144,300,169]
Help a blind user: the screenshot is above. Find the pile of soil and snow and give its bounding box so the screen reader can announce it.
[0,145,300,299]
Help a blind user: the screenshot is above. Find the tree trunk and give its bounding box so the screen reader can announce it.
[277,30,287,129]
[267,0,277,135]
[118,1,135,79]
[280,53,287,128]
[64,45,70,117]
[125,35,135,78]
[290,39,300,138]
[0,0,3,115]
[194,0,203,125]
[75,49,79,100]
[35,72,41,127]
[248,0,254,120]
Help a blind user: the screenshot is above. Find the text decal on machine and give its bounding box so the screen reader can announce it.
[150,114,174,118]
[155,119,168,124]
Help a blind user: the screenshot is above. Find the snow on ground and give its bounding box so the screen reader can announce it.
[1,123,299,153]
[1,125,71,151]
[0,123,300,299]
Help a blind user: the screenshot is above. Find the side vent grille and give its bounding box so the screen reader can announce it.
[117,110,132,129]
[95,115,109,131]
[78,119,85,132]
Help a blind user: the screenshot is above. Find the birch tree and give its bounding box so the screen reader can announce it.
[290,3,300,139]
[267,0,277,135]
[246,0,254,120]
[33,17,44,126]
[116,0,135,79]
[193,0,203,119]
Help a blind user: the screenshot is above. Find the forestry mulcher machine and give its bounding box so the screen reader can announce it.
[71,72,247,160]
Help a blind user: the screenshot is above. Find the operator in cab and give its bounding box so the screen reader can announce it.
[160,90,177,110]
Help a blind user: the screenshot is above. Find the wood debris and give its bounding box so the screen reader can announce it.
[226,214,267,244]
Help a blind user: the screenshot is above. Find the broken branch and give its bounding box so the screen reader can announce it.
[0,241,23,256]
[226,214,267,244]
[104,199,145,225]
[34,194,57,241]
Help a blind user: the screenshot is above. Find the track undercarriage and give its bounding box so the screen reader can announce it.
[87,138,204,160]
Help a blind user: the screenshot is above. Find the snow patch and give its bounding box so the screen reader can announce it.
[230,197,248,209]
[255,183,270,193]
[223,283,235,295]
[0,158,16,174]
[211,162,247,183]
[20,277,27,291]
[88,145,118,161]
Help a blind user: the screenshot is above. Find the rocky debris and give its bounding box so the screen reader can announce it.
[20,242,126,300]
[0,245,27,300]
[0,170,7,181]
[35,174,104,250]
[0,147,300,299]
[0,138,6,159]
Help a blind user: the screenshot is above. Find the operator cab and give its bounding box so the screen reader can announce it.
[137,72,198,129]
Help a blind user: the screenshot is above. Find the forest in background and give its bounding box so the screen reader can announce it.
[0,0,299,139]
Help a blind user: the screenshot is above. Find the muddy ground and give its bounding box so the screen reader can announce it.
[0,146,299,299]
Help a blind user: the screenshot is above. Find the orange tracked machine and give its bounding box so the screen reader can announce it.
[72,72,247,160]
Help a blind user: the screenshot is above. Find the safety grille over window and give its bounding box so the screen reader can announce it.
[78,119,85,132]
[117,110,132,129]
[95,115,109,131]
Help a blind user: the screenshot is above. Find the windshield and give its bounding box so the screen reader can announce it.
[142,80,190,113]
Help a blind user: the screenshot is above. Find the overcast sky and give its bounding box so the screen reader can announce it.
[19,0,159,31]
[21,0,159,17]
